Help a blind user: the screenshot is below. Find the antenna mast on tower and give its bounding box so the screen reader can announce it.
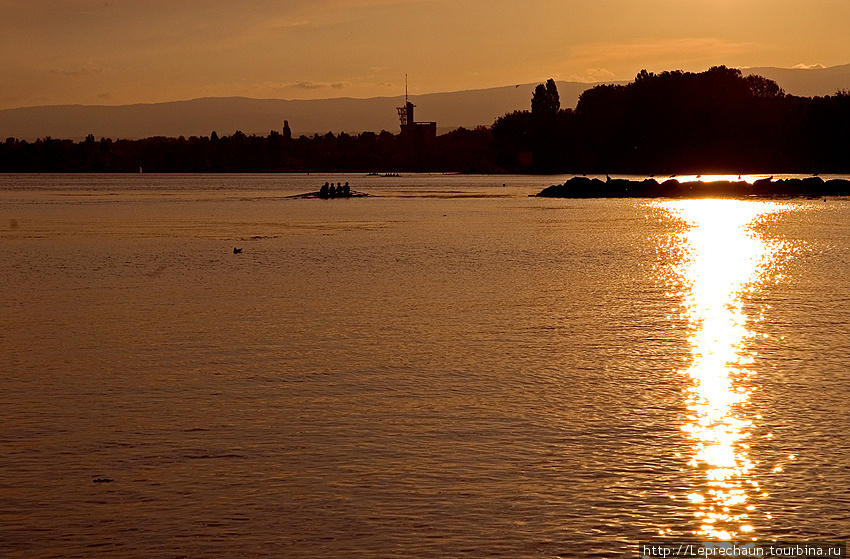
[395,74,434,142]
[397,74,414,126]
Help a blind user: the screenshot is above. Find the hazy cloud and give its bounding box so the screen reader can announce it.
[292,82,326,90]
[327,0,429,8]
[572,38,758,66]
[247,0,428,35]
[252,16,312,34]
[229,78,400,100]
[289,81,351,90]
[49,62,105,77]
[793,63,825,70]
[568,68,616,83]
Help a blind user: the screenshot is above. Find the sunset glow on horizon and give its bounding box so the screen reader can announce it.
[2,0,850,110]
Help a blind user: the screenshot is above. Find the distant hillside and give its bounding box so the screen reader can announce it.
[2,64,849,141]
[744,63,850,97]
[4,66,849,174]
[0,81,598,141]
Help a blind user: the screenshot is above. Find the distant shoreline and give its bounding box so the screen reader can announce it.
[536,176,850,198]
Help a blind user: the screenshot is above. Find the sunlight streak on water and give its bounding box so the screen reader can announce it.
[667,174,763,184]
[657,199,793,540]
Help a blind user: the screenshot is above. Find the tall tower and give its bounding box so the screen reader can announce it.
[397,75,415,127]
[396,75,436,144]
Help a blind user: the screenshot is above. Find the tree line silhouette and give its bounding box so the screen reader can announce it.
[2,66,849,174]
[493,67,850,173]
[0,126,494,173]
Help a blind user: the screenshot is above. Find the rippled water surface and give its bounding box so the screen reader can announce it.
[1,174,849,558]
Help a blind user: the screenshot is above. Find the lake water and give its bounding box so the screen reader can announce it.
[1,174,849,558]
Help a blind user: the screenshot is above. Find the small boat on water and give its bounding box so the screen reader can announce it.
[290,181,370,199]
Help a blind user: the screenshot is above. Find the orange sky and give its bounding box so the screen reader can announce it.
[2,0,849,110]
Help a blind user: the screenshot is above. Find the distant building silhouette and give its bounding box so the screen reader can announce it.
[397,76,436,144]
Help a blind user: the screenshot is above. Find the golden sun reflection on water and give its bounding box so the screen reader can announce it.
[657,199,791,540]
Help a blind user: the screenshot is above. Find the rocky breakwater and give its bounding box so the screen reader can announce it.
[536,176,850,198]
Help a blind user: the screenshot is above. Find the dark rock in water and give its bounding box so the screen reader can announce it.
[802,176,825,190]
[659,179,681,197]
[537,176,604,198]
[605,178,632,196]
[752,177,773,195]
[536,183,566,197]
[825,178,850,195]
[536,175,850,198]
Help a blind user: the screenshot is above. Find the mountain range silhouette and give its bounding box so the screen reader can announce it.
[1,64,848,141]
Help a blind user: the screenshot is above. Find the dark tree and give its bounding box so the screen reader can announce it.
[531,78,561,116]
[494,78,574,172]
[573,66,795,172]
[492,110,534,171]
